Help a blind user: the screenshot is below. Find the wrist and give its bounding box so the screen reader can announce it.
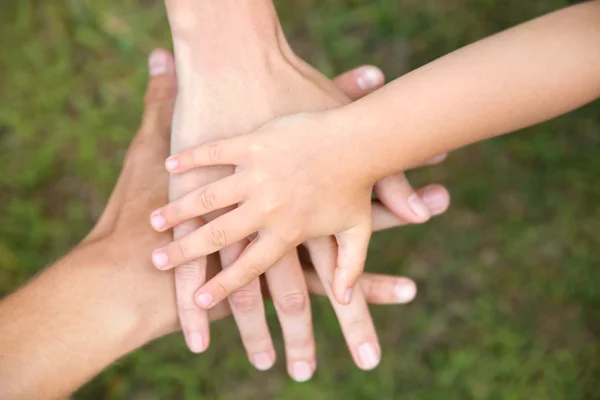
[322,107,383,188]
[331,98,417,183]
[75,239,179,345]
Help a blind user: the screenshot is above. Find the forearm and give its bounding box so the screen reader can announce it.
[165,0,299,196]
[342,1,600,180]
[0,245,175,399]
[165,0,287,72]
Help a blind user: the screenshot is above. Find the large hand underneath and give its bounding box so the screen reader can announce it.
[0,54,433,398]
[164,0,449,377]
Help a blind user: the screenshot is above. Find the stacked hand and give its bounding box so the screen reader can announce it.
[151,4,450,380]
[108,48,448,381]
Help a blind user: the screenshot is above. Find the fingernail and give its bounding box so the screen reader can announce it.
[187,332,206,353]
[151,249,169,269]
[148,50,168,76]
[291,361,313,382]
[344,288,353,304]
[252,352,274,371]
[421,187,448,216]
[165,157,179,171]
[408,193,430,220]
[395,281,417,304]
[358,343,380,370]
[356,68,382,90]
[196,292,214,309]
[150,212,166,230]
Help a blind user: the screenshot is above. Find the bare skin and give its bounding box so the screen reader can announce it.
[157,1,600,319]
[163,0,450,375]
[0,52,436,398]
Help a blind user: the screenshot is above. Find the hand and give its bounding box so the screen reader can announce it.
[72,51,427,386]
[164,13,449,373]
[0,53,433,398]
[84,50,424,332]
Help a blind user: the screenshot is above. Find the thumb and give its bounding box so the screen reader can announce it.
[334,223,372,305]
[136,48,177,145]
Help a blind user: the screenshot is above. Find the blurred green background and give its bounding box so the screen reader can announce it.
[1,0,599,399]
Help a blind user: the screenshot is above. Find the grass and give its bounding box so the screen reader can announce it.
[1,0,599,399]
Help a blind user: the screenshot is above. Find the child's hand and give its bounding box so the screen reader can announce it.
[150,111,374,305]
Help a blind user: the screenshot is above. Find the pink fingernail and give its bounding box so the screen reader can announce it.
[148,50,168,77]
[151,250,169,269]
[165,157,179,171]
[187,332,206,353]
[150,212,166,230]
[196,292,214,309]
[291,361,313,382]
[408,193,430,220]
[421,186,448,216]
[252,352,274,371]
[395,281,417,304]
[356,68,382,90]
[358,343,380,370]
[344,288,353,304]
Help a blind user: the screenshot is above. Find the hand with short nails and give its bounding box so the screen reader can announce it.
[161,22,450,373]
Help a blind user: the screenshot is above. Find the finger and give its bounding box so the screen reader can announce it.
[332,66,385,101]
[150,174,246,232]
[195,235,287,309]
[371,184,451,232]
[91,50,176,235]
[374,172,431,225]
[165,137,247,173]
[218,242,276,371]
[266,251,316,382]
[333,223,372,304]
[173,220,211,353]
[151,206,260,270]
[304,271,418,305]
[306,238,381,371]
[140,49,177,141]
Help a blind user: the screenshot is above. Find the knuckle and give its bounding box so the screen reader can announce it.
[285,335,315,354]
[208,143,221,162]
[174,263,203,280]
[177,300,200,313]
[258,195,281,216]
[345,314,371,334]
[275,290,307,315]
[280,225,303,245]
[229,288,261,312]
[170,240,188,260]
[243,263,263,280]
[164,202,181,220]
[251,170,269,185]
[216,281,230,298]
[248,142,263,157]
[184,150,196,167]
[197,188,217,211]
[207,225,228,247]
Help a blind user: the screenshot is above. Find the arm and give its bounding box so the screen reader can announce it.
[152,1,599,315]
[162,0,450,374]
[0,51,427,398]
[343,0,600,179]
[0,243,177,399]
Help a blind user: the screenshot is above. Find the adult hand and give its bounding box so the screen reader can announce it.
[164,1,449,378]
[0,52,434,398]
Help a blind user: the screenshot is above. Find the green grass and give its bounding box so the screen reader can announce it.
[1,0,599,399]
